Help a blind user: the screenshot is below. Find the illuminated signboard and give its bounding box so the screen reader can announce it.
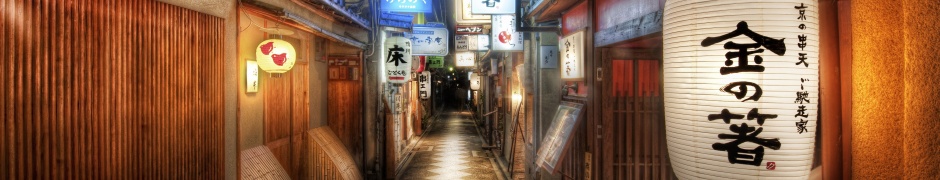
[419,72,431,99]
[407,25,449,56]
[455,35,490,51]
[246,61,259,93]
[455,52,475,67]
[384,37,412,84]
[471,0,516,14]
[455,0,491,24]
[491,15,523,51]
[380,0,433,13]
[559,31,584,80]
[456,25,484,34]
[428,56,444,68]
[663,0,820,179]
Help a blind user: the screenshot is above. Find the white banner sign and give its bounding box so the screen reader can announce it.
[540,46,558,69]
[491,15,523,51]
[456,52,475,67]
[384,37,412,84]
[419,72,431,100]
[476,35,490,51]
[663,0,820,179]
[246,61,259,93]
[408,26,449,56]
[560,31,584,80]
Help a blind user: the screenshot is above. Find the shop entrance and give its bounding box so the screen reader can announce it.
[596,47,674,180]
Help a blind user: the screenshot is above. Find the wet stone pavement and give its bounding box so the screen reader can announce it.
[398,111,503,180]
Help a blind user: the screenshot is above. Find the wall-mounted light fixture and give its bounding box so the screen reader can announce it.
[246,60,259,93]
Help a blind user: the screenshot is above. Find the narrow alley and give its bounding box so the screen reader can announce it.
[3,0,940,179]
[398,109,503,180]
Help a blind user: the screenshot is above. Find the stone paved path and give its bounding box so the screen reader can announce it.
[399,110,503,180]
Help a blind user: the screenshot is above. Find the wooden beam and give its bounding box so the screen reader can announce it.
[593,10,663,48]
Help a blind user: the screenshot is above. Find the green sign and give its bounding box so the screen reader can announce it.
[428,56,444,68]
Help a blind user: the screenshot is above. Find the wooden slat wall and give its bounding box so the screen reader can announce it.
[327,79,362,165]
[264,64,310,179]
[1,0,225,179]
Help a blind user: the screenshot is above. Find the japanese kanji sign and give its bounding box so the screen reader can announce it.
[384,37,412,84]
[662,0,819,179]
[408,25,449,56]
[455,52,475,67]
[491,15,523,51]
[560,31,584,80]
[428,56,444,69]
[419,72,431,100]
[540,46,558,69]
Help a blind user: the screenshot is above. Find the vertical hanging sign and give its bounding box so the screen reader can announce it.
[246,61,259,93]
[560,31,584,80]
[662,0,820,179]
[491,15,523,51]
[419,72,431,99]
[385,37,413,84]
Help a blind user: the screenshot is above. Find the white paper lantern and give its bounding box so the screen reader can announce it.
[255,39,297,74]
[663,0,819,179]
[470,75,481,90]
[384,37,413,84]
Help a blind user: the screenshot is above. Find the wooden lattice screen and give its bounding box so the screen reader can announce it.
[601,59,674,180]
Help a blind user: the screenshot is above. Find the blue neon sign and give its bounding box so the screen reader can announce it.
[381,0,434,13]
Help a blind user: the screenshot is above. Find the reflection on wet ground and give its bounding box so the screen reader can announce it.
[399,111,502,180]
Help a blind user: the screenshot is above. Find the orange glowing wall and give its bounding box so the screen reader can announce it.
[851,0,940,178]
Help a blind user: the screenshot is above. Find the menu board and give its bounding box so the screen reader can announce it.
[328,56,361,81]
[536,102,584,174]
